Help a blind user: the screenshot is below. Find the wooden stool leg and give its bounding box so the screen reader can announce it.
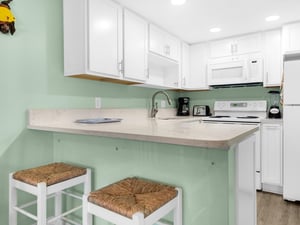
[37,182,47,225]
[174,188,183,225]
[9,173,17,225]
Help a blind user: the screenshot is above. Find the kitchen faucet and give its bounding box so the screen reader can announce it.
[151,91,172,118]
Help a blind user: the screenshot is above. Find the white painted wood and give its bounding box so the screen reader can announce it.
[236,134,256,225]
[88,0,123,77]
[123,9,148,81]
[261,123,283,187]
[210,33,262,58]
[282,22,300,55]
[149,24,180,61]
[263,29,282,87]
[181,42,190,88]
[64,0,123,78]
[188,42,210,89]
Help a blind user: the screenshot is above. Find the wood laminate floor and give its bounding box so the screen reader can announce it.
[257,191,300,225]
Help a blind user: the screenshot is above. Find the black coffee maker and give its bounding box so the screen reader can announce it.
[268,90,281,118]
[177,97,190,116]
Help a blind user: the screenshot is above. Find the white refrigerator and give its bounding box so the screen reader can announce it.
[283,58,300,201]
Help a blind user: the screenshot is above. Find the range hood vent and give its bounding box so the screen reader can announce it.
[211,82,263,89]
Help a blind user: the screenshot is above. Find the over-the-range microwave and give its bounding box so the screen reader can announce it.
[207,54,263,86]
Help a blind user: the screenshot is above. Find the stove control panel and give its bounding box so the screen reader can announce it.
[214,100,267,112]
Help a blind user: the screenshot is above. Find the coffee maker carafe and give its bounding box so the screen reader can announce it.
[268,90,281,118]
[177,97,190,116]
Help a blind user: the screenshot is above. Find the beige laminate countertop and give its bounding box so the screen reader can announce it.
[27,109,258,150]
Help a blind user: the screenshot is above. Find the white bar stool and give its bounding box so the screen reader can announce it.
[9,162,91,225]
[83,177,182,225]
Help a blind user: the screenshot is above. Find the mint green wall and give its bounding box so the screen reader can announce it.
[0,0,279,223]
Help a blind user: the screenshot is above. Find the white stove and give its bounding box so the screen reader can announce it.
[203,100,267,190]
[203,100,267,124]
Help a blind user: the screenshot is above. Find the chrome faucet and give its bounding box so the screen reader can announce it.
[151,91,172,118]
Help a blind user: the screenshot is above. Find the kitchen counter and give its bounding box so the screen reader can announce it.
[27,108,257,225]
[28,108,258,149]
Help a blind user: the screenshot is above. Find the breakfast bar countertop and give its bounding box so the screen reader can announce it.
[28,108,258,149]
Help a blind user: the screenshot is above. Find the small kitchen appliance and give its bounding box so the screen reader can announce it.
[193,105,211,116]
[268,90,281,118]
[177,97,190,116]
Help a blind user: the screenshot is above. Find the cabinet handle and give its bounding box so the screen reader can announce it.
[266,72,269,84]
[146,68,149,79]
[165,45,171,55]
[118,60,124,74]
[183,77,186,86]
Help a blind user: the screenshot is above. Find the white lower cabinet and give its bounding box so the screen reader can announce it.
[261,121,283,194]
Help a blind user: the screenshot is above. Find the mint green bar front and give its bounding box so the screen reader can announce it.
[53,133,236,225]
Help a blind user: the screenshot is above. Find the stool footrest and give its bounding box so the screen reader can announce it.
[48,205,82,223]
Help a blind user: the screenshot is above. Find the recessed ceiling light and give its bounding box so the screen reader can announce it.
[171,0,186,6]
[210,27,221,33]
[265,15,280,22]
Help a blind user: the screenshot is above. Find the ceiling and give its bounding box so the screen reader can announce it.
[115,0,300,44]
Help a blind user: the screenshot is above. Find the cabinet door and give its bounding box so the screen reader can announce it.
[261,123,282,186]
[123,10,148,81]
[149,25,165,57]
[235,33,261,55]
[282,22,300,54]
[149,24,180,61]
[263,29,282,87]
[181,42,190,88]
[209,39,232,58]
[88,0,122,77]
[188,43,209,89]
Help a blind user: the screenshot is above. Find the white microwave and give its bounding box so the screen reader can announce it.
[207,54,263,86]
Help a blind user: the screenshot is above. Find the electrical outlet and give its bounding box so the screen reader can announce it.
[95,97,101,109]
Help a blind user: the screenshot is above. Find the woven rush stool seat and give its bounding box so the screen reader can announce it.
[13,162,87,186]
[9,162,91,225]
[83,177,182,225]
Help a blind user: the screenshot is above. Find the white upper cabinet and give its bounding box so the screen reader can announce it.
[263,29,282,87]
[64,0,123,79]
[149,24,180,61]
[181,42,190,88]
[210,33,262,58]
[186,43,209,90]
[123,10,148,82]
[282,22,300,55]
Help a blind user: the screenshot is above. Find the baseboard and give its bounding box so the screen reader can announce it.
[262,183,283,195]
